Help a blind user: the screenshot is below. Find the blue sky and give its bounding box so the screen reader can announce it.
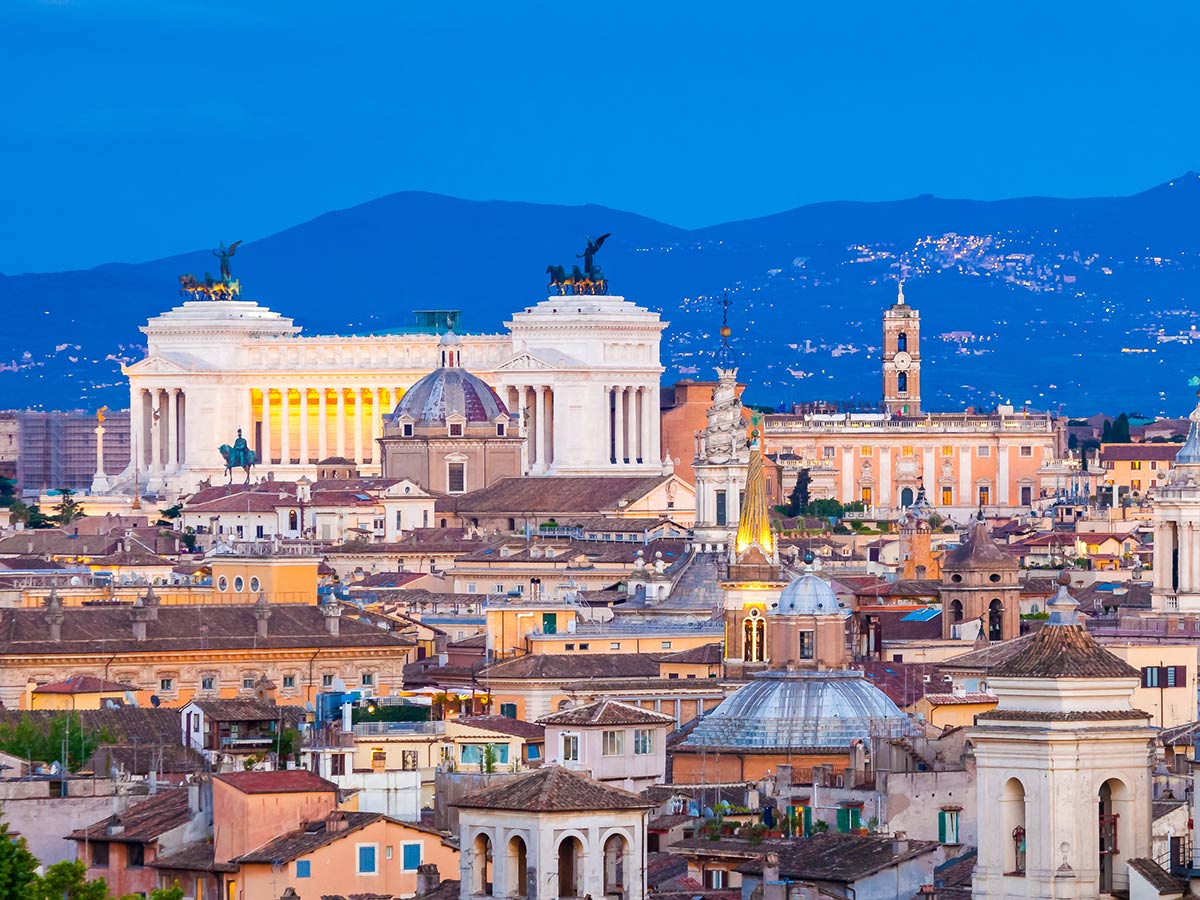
[2,0,1197,272]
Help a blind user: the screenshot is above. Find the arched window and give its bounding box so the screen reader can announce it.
[1099,778,1131,893]
[743,610,765,662]
[506,835,528,898]
[989,599,1004,641]
[897,332,908,352]
[288,509,298,531]
[901,487,914,508]
[950,599,963,622]
[1002,778,1026,875]
[898,372,908,393]
[558,836,583,898]
[604,834,630,898]
[472,833,493,896]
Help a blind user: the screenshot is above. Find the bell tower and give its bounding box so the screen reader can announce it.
[882,280,921,415]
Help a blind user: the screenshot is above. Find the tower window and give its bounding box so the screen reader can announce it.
[897,332,908,352]
[798,630,814,660]
[715,490,727,526]
[897,372,908,393]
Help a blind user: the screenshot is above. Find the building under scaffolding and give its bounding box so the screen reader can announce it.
[10,409,130,496]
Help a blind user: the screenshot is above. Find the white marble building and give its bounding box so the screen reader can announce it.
[117,294,668,495]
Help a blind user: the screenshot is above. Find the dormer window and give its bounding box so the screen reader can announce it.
[402,423,413,437]
[449,422,463,437]
[496,422,506,436]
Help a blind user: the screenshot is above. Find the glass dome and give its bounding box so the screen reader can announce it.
[681,669,910,750]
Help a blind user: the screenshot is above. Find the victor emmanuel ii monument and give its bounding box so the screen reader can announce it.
[114,238,670,496]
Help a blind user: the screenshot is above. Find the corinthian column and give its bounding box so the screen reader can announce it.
[317,389,328,461]
[533,386,547,474]
[335,389,347,459]
[299,388,310,464]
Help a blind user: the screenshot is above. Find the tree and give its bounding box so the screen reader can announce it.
[1112,413,1131,443]
[786,468,812,517]
[0,712,113,772]
[807,498,845,519]
[26,861,109,900]
[52,489,86,526]
[1101,419,1113,443]
[0,815,38,900]
[0,477,15,509]
[8,500,54,529]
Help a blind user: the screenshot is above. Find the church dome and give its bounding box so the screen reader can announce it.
[773,570,844,616]
[392,334,510,427]
[681,670,909,750]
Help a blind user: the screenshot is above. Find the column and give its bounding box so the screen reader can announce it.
[299,388,310,464]
[371,388,383,463]
[648,384,661,465]
[532,386,547,473]
[602,386,611,464]
[353,389,364,463]
[176,390,186,465]
[613,387,625,466]
[260,388,273,465]
[166,389,179,469]
[129,387,144,474]
[335,389,347,459]
[639,386,652,465]
[149,390,163,475]
[317,389,328,462]
[282,387,294,464]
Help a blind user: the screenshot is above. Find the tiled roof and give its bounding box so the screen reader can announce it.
[920,692,997,706]
[537,698,676,728]
[1127,858,1188,895]
[976,709,1150,722]
[942,518,1018,571]
[660,643,723,665]
[452,765,655,812]
[188,700,302,722]
[436,475,675,515]
[149,842,239,873]
[1159,720,1200,746]
[235,811,385,863]
[858,661,944,707]
[737,833,939,882]
[411,880,462,900]
[70,787,190,843]
[33,674,133,694]
[480,652,664,681]
[1100,445,1182,462]
[454,715,545,740]
[86,742,206,776]
[0,707,180,745]
[215,770,338,795]
[88,551,176,567]
[0,531,120,557]
[989,624,1141,679]
[940,634,1034,672]
[0,603,413,654]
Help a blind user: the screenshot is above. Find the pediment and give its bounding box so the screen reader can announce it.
[495,352,556,372]
[123,353,212,376]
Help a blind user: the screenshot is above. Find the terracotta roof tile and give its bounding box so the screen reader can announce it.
[989,624,1140,679]
[736,833,939,882]
[188,700,303,722]
[920,692,997,706]
[437,475,676,516]
[454,716,545,740]
[215,770,338,795]
[70,787,190,843]
[234,811,383,863]
[1128,858,1188,895]
[943,518,1018,571]
[976,708,1150,722]
[537,698,676,727]
[452,765,655,812]
[149,842,238,873]
[481,653,663,681]
[33,674,133,694]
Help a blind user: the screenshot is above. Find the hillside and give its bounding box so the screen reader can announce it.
[4,174,1200,414]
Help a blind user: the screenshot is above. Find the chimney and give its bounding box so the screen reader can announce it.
[417,863,442,895]
[762,852,785,900]
[142,586,160,620]
[44,589,64,643]
[323,603,342,636]
[893,830,909,855]
[325,810,348,833]
[254,592,272,639]
[129,598,151,642]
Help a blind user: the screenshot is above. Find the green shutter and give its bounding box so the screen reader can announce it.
[803,806,813,836]
[850,808,861,830]
[938,811,947,843]
[836,808,850,833]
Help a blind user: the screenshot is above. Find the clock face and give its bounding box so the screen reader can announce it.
[893,351,913,371]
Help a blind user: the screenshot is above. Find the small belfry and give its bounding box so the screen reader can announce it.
[971,572,1153,899]
[882,277,921,415]
[1152,387,1200,612]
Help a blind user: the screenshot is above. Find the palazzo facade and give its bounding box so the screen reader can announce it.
[118,294,667,495]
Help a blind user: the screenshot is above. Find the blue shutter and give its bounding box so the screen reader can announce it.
[403,843,422,870]
[359,845,376,873]
[296,859,311,878]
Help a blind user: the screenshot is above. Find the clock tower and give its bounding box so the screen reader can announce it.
[882,281,921,415]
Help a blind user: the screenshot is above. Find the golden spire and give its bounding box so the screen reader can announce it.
[735,424,775,561]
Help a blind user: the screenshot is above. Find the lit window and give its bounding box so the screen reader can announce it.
[978,486,991,506]
[941,445,953,457]
[942,487,953,506]
[860,446,873,456]
[798,630,815,659]
[902,446,914,457]
[602,730,624,756]
[1131,460,1142,470]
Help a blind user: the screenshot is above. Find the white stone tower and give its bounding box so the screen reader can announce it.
[692,295,749,551]
[971,572,1154,900]
[882,280,921,415]
[1152,394,1200,612]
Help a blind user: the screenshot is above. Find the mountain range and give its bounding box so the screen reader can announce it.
[4,174,1200,415]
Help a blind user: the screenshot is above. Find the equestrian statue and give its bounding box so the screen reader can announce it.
[219,429,257,483]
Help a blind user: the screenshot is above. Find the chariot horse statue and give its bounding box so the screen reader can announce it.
[219,429,257,483]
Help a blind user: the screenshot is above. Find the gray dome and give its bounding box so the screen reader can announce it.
[392,368,509,427]
[774,571,844,616]
[681,670,909,750]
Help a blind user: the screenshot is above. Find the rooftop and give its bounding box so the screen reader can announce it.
[990,624,1140,679]
[536,698,676,728]
[452,765,655,812]
[215,770,338,795]
[70,787,189,844]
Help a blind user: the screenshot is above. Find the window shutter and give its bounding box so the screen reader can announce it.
[938,811,947,844]
[1141,667,1150,688]
[803,806,813,836]
[1175,666,1188,686]
[403,843,422,870]
[836,808,850,833]
[850,808,861,830]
